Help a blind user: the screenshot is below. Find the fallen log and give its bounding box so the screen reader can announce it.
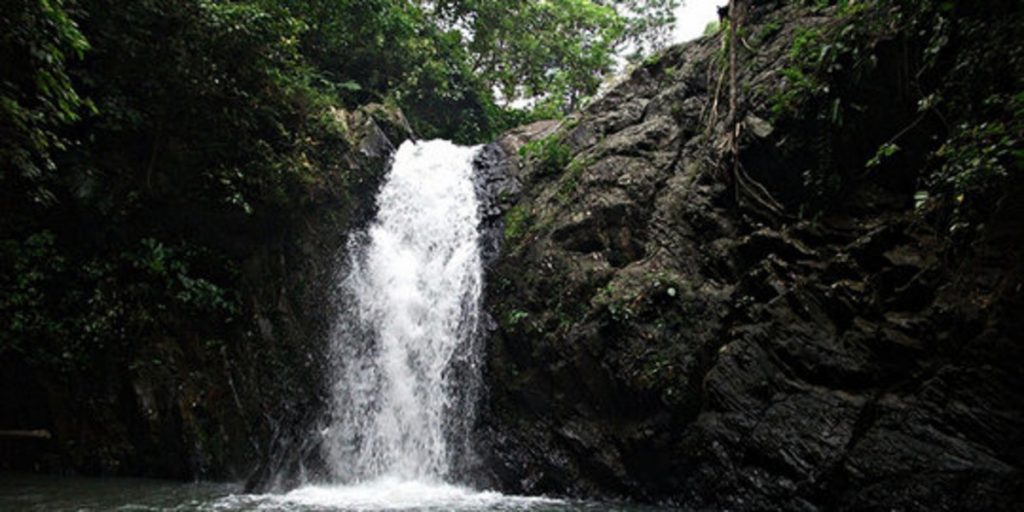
[0,430,52,440]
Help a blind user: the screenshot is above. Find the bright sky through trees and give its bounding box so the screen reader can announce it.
[673,0,721,42]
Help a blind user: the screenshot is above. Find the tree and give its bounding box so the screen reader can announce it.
[429,0,679,112]
[0,0,90,207]
[598,0,681,61]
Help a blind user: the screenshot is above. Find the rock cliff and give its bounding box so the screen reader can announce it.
[475,2,1024,510]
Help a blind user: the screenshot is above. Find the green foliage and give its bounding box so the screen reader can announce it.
[768,0,1023,228]
[557,158,589,203]
[592,271,683,325]
[61,0,347,217]
[0,0,684,473]
[432,0,623,114]
[803,0,862,12]
[910,2,1023,226]
[771,24,870,121]
[867,143,901,169]
[771,0,881,120]
[593,279,648,324]
[0,232,65,347]
[930,93,1024,216]
[0,0,682,390]
[0,0,92,205]
[505,309,530,326]
[431,0,677,114]
[766,4,891,211]
[852,1,1023,228]
[703,21,722,37]
[520,135,572,176]
[598,0,680,62]
[504,205,533,244]
[268,0,497,142]
[0,0,314,377]
[755,20,782,42]
[0,232,239,373]
[132,238,238,317]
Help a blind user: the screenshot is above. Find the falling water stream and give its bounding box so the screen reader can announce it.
[0,140,674,511]
[246,139,524,510]
[324,139,485,484]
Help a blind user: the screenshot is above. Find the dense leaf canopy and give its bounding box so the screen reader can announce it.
[0,0,678,378]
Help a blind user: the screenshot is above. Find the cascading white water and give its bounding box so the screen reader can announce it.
[218,139,569,509]
[324,139,484,483]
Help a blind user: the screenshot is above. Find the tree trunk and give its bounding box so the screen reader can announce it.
[729,0,742,182]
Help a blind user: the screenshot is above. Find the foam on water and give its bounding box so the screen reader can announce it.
[207,480,567,511]
[266,479,564,511]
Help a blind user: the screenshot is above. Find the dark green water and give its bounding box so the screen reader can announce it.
[0,473,675,511]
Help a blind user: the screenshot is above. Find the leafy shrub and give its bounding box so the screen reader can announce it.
[504,205,533,244]
[929,93,1024,216]
[0,0,92,205]
[520,135,572,176]
[557,158,589,203]
[0,231,239,373]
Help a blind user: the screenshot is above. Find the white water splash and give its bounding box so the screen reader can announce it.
[271,479,563,511]
[324,139,485,483]
[211,479,569,511]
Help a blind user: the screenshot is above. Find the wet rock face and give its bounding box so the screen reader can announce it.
[475,4,1024,511]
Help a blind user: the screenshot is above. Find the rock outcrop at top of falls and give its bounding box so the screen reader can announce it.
[474,2,1024,510]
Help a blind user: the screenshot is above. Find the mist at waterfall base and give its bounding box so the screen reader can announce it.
[0,141,680,511]
[0,472,673,511]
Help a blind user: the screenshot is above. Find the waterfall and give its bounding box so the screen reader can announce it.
[324,139,484,483]
[224,139,565,509]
